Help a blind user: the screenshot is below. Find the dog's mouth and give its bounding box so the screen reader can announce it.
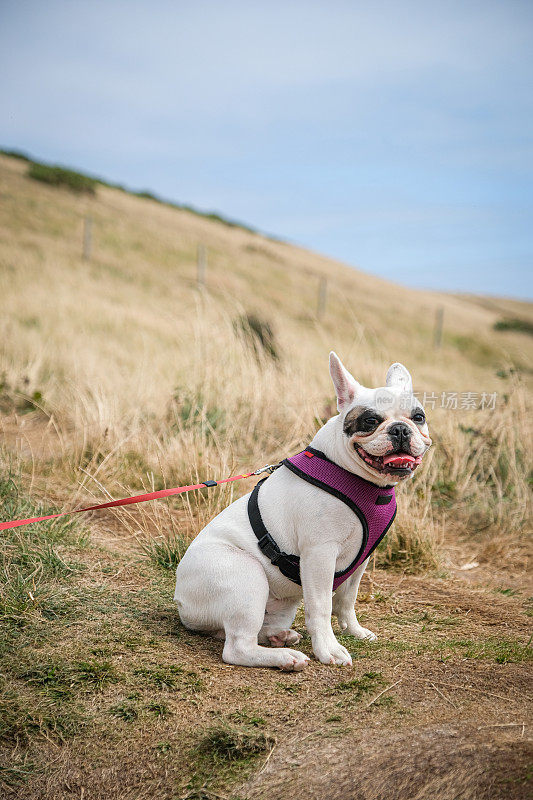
[354,445,423,476]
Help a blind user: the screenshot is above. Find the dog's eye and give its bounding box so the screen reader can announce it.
[412,411,426,425]
[358,416,380,432]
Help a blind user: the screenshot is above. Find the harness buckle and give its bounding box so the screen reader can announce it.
[257,533,282,564]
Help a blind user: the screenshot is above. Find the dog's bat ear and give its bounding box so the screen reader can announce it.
[329,352,360,410]
[386,362,413,392]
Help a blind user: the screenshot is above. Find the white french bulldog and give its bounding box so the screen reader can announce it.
[174,353,431,670]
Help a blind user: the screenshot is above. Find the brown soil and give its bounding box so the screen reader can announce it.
[245,723,532,800]
[3,551,530,800]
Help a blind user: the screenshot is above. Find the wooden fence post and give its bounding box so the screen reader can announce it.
[434,306,444,348]
[83,216,92,261]
[197,243,206,289]
[317,275,328,320]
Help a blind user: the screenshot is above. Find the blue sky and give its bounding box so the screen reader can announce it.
[1,0,532,297]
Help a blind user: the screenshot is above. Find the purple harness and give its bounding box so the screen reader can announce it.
[248,447,397,590]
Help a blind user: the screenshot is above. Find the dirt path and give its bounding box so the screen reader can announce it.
[244,723,532,800]
[241,572,533,800]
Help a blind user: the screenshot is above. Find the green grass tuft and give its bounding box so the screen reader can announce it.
[439,637,533,664]
[194,724,274,763]
[27,162,97,194]
[494,317,533,336]
[234,313,280,361]
[0,468,84,633]
[326,671,385,699]
[0,759,39,789]
[0,148,32,162]
[134,664,204,691]
[146,701,173,719]
[142,534,188,570]
[21,658,119,693]
[109,702,138,722]
[375,524,440,574]
[495,587,520,597]
[169,386,226,439]
[0,685,80,745]
[227,710,266,727]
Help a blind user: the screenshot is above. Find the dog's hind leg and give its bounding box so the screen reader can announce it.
[175,542,309,671]
[258,598,302,647]
[221,558,308,670]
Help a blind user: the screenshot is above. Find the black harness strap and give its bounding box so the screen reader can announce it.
[248,478,301,584]
[248,454,390,588]
[248,454,396,587]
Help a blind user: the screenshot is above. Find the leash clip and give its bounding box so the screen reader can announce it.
[253,461,283,476]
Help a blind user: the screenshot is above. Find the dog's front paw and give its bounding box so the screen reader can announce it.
[278,648,310,672]
[312,635,352,666]
[339,622,378,641]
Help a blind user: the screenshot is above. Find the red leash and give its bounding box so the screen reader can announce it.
[0,463,282,532]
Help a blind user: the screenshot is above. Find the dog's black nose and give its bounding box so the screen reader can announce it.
[388,422,412,450]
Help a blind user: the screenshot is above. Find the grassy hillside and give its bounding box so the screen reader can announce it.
[0,151,531,549]
[0,152,532,799]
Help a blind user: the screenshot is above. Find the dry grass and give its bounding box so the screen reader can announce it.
[1,152,531,566]
[0,152,532,798]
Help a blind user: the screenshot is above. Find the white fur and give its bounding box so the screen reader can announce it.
[174,353,430,670]
[386,361,413,393]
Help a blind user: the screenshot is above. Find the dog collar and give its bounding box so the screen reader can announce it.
[248,447,397,590]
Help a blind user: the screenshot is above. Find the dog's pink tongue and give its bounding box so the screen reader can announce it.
[383,453,415,468]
